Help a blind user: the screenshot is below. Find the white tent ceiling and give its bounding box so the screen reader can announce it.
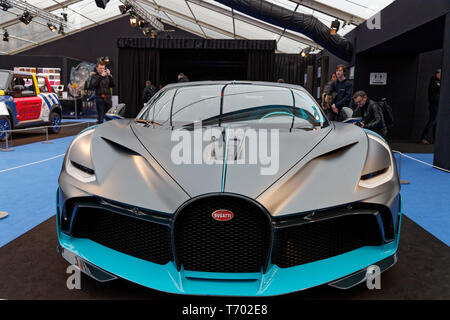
[0,0,394,55]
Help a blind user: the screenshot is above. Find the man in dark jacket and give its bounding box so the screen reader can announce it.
[352,90,387,138]
[89,61,115,124]
[327,64,353,121]
[420,69,441,144]
[177,73,190,82]
[143,80,156,104]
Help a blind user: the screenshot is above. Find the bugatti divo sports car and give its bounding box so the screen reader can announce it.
[56,81,401,296]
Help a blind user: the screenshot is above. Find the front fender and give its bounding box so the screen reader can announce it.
[0,97,18,126]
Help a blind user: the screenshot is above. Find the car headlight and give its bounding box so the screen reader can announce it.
[358,132,394,188]
[65,128,96,183]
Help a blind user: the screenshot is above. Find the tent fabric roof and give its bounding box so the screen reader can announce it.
[0,0,394,55]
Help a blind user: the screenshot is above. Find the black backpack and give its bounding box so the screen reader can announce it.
[378,98,394,128]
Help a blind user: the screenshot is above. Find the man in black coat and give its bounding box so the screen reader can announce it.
[143,80,156,104]
[352,90,387,138]
[89,61,115,124]
[420,69,441,144]
[177,73,190,82]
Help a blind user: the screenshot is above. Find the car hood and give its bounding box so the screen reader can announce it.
[130,121,332,198]
[84,120,395,216]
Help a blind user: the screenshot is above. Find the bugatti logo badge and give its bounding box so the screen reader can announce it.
[212,209,234,221]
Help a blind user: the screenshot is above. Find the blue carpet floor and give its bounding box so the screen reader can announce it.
[0,140,449,248]
[0,136,73,247]
[394,153,450,246]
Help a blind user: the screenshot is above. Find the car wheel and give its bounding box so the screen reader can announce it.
[49,111,61,134]
[0,116,11,141]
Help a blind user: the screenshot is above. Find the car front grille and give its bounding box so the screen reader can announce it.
[71,206,172,265]
[174,195,272,273]
[66,197,386,272]
[272,214,383,268]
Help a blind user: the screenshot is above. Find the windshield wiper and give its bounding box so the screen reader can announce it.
[135,119,162,126]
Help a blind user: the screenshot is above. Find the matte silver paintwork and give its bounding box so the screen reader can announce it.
[59,82,400,218]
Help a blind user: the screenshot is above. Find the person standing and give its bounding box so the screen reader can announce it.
[177,73,190,82]
[143,80,157,104]
[327,65,353,121]
[421,69,441,144]
[90,61,115,124]
[321,72,337,112]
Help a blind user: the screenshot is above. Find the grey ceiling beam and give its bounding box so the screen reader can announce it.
[139,0,246,40]
[289,0,365,25]
[186,0,320,48]
[0,0,81,29]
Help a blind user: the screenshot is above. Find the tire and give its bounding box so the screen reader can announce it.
[0,115,11,142]
[49,111,61,134]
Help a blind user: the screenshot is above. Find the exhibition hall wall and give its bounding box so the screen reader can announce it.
[320,0,450,169]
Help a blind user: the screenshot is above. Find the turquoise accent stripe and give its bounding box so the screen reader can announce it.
[80,124,99,134]
[56,198,403,296]
[261,111,294,119]
[221,128,229,192]
[57,231,399,296]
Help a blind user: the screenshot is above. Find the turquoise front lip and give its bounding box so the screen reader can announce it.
[57,227,400,296]
[56,187,402,296]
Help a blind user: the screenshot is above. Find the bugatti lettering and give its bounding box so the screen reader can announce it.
[212,209,234,221]
[170,121,280,175]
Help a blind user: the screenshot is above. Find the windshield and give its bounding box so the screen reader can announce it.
[0,71,11,90]
[137,83,328,128]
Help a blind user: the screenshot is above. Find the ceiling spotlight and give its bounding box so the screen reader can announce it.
[58,24,65,35]
[47,23,57,32]
[300,47,312,58]
[129,13,137,27]
[95,0,110,9]
[3,29,8,42]
[19,11,33,25]
[330,19,340,35]
[0,1,12,11]
[119,4,132,14]
[138,19,147,28]
[61,13,68,22]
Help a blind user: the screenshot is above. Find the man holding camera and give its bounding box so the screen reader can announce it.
[352,90,387,138]
[90,60,115,124]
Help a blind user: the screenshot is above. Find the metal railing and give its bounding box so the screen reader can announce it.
[0,121,94,152]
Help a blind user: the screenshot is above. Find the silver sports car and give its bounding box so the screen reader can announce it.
[56,81,401,296]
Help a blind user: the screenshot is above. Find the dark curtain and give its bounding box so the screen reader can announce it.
[118,39,277,117]
[274,54,317,86]
[117,38,276,51]
[247,50,275,81]
[274,54,304,85]
[118,47,160,118]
